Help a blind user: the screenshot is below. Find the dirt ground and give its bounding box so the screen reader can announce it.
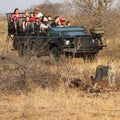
[1,89,120,120]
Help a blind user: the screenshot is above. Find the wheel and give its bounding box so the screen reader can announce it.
[49,46,61,63]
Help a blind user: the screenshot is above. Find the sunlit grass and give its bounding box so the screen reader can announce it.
[0,21,120,120]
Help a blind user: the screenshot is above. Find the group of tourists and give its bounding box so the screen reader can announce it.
[10,8,71,35]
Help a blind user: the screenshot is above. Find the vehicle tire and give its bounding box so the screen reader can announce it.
[49,46,61,63]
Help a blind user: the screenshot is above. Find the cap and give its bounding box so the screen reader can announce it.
[38,13,43,18]
[43,17,48,22]
[60,17,65,22]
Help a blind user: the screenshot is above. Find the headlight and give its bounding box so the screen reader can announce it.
[65,40,70,45]
[92,39,95,43]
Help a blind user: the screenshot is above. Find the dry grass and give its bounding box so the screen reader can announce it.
[1,88,120,120]
[0,21,120,120]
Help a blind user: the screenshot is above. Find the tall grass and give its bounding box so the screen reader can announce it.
[0,20,120,120]
[1,86,120,120]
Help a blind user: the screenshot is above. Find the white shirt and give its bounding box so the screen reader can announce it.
[40,23,49,32]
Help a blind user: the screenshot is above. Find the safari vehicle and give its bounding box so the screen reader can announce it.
[6,13,106,61]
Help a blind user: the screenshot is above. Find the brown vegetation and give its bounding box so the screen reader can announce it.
[0,53,120,119]
[0,1,120,119]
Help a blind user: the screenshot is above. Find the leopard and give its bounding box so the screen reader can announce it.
[91,60,116,87]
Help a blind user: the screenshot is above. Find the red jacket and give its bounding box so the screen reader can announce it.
[29,17,35,22]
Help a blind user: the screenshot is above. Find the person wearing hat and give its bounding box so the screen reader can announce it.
[30,15,41,35]
[60,17,66,27]
[51,16,66,27]
[40,16,49,35]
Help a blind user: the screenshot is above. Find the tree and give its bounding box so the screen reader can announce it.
[70,0,113,27]
[33,0,67,18]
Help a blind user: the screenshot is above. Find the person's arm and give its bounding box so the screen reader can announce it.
[10,14,15,22]
[17,14,23,19]
[22,21,25,31]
